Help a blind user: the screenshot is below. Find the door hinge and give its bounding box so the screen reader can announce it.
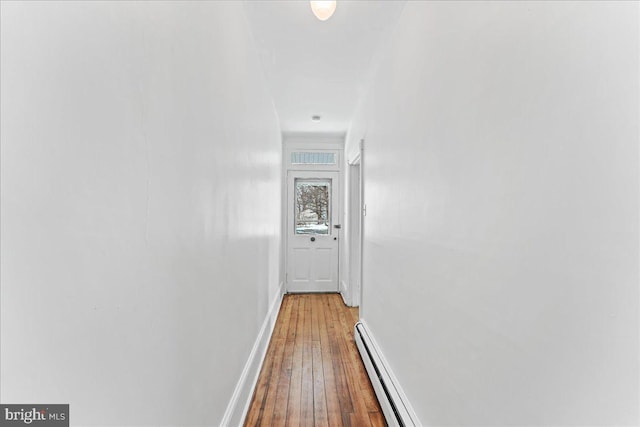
[362,204,367,216]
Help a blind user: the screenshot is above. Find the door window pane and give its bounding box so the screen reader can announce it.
[295,179,331,235]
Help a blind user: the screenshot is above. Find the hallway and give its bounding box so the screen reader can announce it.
[245,294,384,427]
[1,1,638,426]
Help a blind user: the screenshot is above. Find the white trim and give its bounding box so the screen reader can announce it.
[282,135,345,295]
[358,139,365,318]
[339,279,350,306]
[347,161,362,308]
[283,146,342,171]
[220,281,285,427]
[348,151,361,165]
[285,170,341,293]
[354,320,421,427]
[283,133,345,147]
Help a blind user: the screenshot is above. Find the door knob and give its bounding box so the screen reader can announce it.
[310,237,316,242]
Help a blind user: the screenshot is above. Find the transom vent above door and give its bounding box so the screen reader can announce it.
[291,152,336,165]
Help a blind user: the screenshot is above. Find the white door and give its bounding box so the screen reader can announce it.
[287,170,340,292]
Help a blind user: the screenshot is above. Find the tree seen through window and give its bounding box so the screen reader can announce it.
[295,180,330,234]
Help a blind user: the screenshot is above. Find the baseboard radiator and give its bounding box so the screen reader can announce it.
[354,322,418,427]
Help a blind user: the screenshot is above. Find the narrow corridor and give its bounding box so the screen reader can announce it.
[245,294,385,426]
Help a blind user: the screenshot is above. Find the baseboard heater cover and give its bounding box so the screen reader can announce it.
[354,321,418,427]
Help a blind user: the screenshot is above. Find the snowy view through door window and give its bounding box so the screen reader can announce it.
[295,179,331,234]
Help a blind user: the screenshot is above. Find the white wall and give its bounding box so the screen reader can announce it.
[0,2,281,425]
[346,1,639,425]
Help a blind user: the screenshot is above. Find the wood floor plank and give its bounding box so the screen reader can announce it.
[311,297,329,427]
[311,294,321,342]
[256,296,293,426]
[369,410,387,427]
[245,296,291,426]
[316,295,343,427]
[244,337,272,426]
[328,294,373,426]
[271,296,299,426]
[311,340,329,427]
[301,297,314,426]
[285,296,305,426]
[244,294,386,427]
[333,294,385,424]
[326,297,354,417]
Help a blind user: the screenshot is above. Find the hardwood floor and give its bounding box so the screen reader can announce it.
[244,294,386,427]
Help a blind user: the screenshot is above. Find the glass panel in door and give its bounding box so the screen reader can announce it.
[294,179,331,235]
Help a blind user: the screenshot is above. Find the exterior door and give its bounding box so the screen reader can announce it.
[287,170,340,292]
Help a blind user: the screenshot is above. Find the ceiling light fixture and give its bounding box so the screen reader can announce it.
[312,115,321,121]
[310,1,337,21]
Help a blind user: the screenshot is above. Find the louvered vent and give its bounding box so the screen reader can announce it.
[291,152,336,165]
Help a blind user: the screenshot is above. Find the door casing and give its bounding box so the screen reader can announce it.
[282,137,344,295]
[286,170,340,292]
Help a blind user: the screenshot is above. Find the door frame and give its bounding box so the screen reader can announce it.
[348,153,363,306]
[286,170,341,292]
[282,136,344,294]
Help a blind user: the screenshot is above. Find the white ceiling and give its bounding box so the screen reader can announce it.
[243,1,406,135]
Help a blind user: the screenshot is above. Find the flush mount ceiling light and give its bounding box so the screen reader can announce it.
[311,115,321,121]
[310,1,337,21]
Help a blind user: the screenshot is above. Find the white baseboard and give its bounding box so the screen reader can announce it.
[354,320,421,427]
[220,281,285,426]
[339,279,351,306]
